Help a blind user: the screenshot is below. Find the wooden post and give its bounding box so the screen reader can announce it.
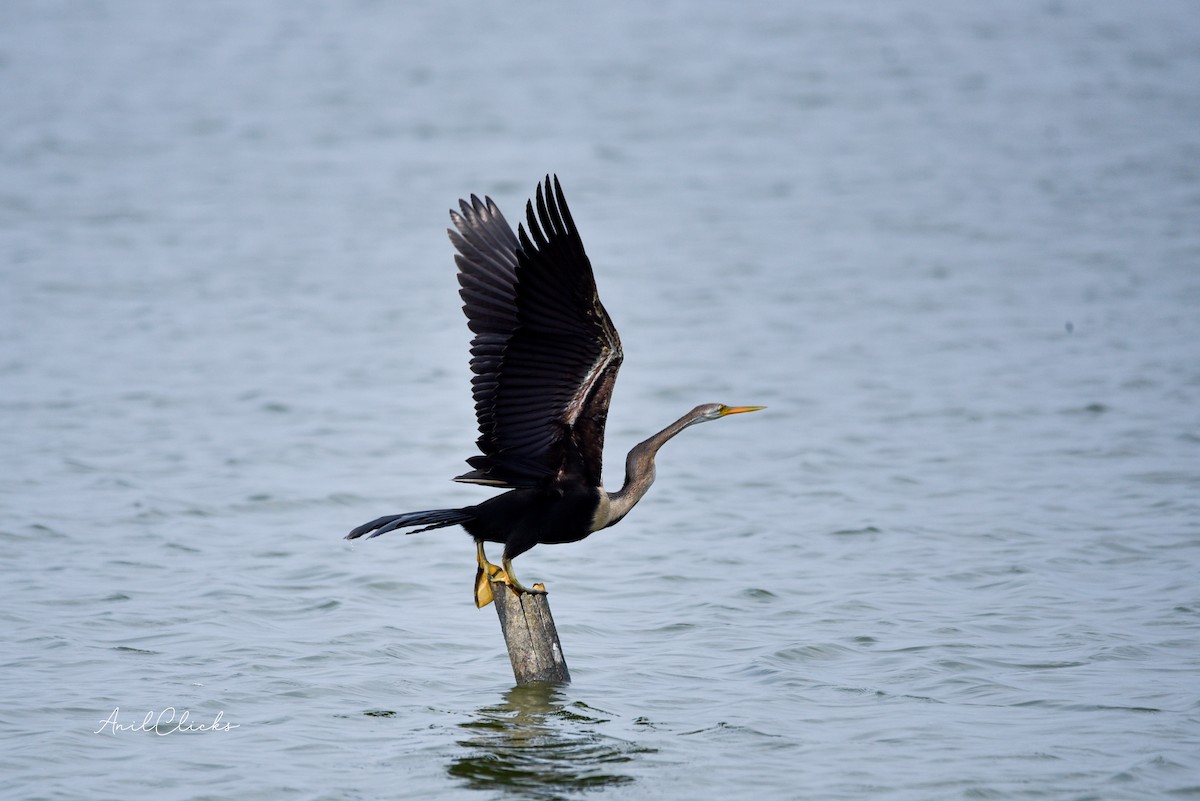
[490,580,571,685]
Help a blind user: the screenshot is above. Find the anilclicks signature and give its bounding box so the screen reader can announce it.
[94,707,239,735]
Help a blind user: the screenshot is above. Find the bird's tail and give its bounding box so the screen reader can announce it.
[345,508,473,540]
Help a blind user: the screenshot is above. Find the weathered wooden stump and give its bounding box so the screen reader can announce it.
[490,579,570,685]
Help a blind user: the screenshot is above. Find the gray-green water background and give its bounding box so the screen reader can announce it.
[2,1,1198,799]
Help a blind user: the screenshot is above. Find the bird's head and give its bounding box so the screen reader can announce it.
[689,403,766,426]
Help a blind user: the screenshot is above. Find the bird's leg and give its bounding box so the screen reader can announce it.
[475,544,547,606]
[498,556,547,597]
[474,542,504,608]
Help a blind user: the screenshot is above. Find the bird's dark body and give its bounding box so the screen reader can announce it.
[347,483,601,561]
[464,484,602,559]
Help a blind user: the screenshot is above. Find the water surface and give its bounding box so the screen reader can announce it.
[2,1,1199,799]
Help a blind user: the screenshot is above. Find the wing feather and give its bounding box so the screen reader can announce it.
[448,176,623,488]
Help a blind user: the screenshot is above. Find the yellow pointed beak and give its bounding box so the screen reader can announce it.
[720,405,766,416]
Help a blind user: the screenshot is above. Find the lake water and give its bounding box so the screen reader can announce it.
[2,1,1199,799]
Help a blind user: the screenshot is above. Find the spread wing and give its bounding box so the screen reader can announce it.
[449,175,623,489]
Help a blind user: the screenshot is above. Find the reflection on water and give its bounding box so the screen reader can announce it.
[449,684,652,799]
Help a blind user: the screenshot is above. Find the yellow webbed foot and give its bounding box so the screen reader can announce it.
[474,566,495,608]
[498,557,547,597]
[473,544,547,607]
[474,541,504,608]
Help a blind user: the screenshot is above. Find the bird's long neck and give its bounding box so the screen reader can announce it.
[600,409,701,529]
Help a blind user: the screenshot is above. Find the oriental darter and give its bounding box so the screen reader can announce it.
[347,176,763,607]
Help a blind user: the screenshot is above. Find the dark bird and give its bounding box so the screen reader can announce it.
[346,176,763,607]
